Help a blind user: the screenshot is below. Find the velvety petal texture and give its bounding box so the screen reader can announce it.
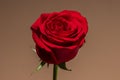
[31,10,88,64]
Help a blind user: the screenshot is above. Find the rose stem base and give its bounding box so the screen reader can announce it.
[53,64,58,80]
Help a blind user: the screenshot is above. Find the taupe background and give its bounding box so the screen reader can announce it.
[0,0,120,80]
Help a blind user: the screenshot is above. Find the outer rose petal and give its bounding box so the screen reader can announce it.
[36,39,80,64]
[31,14,49,29]
[32,32,59,64]
[61,10,88,34]
[81,17,88,34]
[36,45,58,64]
[31,17,41,30]
[52,46,79,64]
[40,13,50,24]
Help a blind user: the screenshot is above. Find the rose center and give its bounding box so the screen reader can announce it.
[51,21,68,33]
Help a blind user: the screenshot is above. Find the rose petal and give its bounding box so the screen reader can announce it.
[40,13,50,24]
[31,17,41,30]
[36,45,58,64]
[52,46,79,63]
[41,35,78,48]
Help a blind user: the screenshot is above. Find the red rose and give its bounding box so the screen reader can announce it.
[31,10,88,64]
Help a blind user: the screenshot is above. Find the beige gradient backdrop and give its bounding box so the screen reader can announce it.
[0,0,120,80]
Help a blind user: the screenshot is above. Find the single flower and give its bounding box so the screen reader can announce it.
[31,10,88,65]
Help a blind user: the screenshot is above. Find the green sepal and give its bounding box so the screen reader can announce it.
[36,61,46,71]
[32,48,46,71]
[30,61,46,76]
[58,62,71,71]
[32,48,36,53]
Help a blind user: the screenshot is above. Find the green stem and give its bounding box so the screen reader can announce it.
[53,64,58,80]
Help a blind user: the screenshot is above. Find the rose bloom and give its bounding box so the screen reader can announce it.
[31,10,88,64]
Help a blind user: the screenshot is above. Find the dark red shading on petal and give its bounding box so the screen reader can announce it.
[36,45,58,64]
